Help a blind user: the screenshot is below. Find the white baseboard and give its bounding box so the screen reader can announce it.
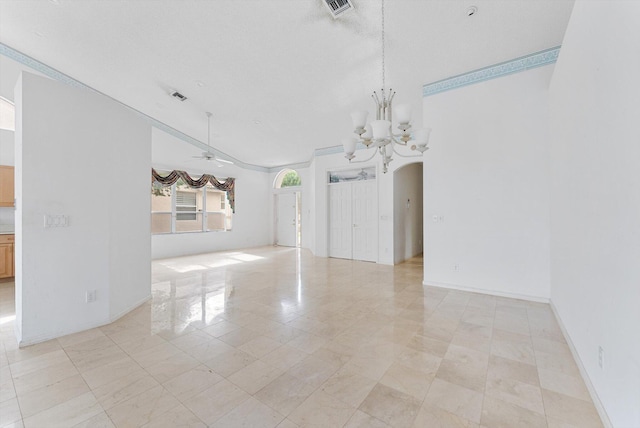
[549,301,613,428]
[19,317,111,347]
[18,294,151,348]
[109,294,151,323]
[424,280,549,303]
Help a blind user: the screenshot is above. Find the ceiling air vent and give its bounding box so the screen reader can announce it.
[171,91,188,102]
[323,0,354,19]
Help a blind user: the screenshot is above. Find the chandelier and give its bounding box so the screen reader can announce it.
[342,0,431,173]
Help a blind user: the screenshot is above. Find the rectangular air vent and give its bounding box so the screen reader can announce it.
[323,0,354,18]
[171,91,188,102]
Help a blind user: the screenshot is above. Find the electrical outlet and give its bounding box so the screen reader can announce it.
[454,264,460,272]
[44,214,70,228]
[598,346,604,369]
[86,290,97,303]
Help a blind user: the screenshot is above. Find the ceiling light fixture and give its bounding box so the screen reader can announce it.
[343,0,431,173]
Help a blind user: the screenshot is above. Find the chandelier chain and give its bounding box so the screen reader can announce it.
[381,0,385,91]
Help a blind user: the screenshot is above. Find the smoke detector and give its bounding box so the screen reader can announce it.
[323,0,354,19]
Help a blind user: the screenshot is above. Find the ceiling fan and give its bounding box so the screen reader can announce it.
[192,112,234,167]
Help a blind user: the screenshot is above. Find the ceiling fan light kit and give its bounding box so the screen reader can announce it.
[343,0,431,173]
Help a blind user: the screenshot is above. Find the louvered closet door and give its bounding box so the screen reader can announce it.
[329,184,352,259]
[352,180,377,262]
[329,180,377,262]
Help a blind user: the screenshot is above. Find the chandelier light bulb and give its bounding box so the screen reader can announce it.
[413,128,432,146]
[342,137,357,156]
[351,110,369,129]
[394,104,412,124]
[371,120,391,140]
[362,123,373,139]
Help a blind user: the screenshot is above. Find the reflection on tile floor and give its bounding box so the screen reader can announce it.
[0,247,603,427]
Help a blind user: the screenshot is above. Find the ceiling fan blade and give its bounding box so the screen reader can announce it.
[216,157,234,164]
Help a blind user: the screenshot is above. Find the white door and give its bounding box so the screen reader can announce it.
[329,184,352,259]
[276,193,297,247]
[329,180,377,262]
[352,180,377,262]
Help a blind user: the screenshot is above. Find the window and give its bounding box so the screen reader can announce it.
[151,173,233,234]
[176,191,197,221]
[274,169,301,188]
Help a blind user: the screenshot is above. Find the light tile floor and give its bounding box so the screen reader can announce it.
[0,247,603,427]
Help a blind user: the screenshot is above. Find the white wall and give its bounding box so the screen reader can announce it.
[0,129,15,226]
[15,72,151,345]
[548,1,640,426]
[0,129,14,165]
[393,162,423,264]
[422,65,553,301]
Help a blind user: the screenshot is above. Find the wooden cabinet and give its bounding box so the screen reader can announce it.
[0,235,14,278]
[0,166,15,207]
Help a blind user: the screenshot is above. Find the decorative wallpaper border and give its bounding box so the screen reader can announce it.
[423,46,561,97]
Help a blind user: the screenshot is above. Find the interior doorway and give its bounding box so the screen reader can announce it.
[393,162,424,264]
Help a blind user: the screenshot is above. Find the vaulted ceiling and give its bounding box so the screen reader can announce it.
[0,0,575,169]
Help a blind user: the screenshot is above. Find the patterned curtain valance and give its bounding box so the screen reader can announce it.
[152,168,235,213]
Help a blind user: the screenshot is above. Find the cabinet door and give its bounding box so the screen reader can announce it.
[0,166,15,207]
[0,244,12,278]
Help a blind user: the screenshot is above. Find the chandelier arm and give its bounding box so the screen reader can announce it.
[392,145,424,158]
[390,134,409,146]
[348,148,379,164]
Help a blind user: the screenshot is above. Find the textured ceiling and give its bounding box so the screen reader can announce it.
[0,0,575,169]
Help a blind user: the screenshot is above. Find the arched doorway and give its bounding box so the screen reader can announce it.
[274,169,301,247]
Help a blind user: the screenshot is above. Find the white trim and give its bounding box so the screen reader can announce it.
[17,294,151,347]
[549,301,613,428]
[423,281,549,303]
[109,294,152,324]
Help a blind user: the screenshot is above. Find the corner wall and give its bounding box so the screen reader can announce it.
[548,1,640,425]
[422,65,553,301]
[15,72,151,345]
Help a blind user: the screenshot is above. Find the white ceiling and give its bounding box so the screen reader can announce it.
[0,0,575,169]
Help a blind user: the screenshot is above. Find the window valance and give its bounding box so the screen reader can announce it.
[152,168,235,212]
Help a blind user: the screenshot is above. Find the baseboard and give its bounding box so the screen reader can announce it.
[109,294,151,323]
[424,280,549,303]
[18,294,151,348]
[549,300,613,428]
[19,317,112,347]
